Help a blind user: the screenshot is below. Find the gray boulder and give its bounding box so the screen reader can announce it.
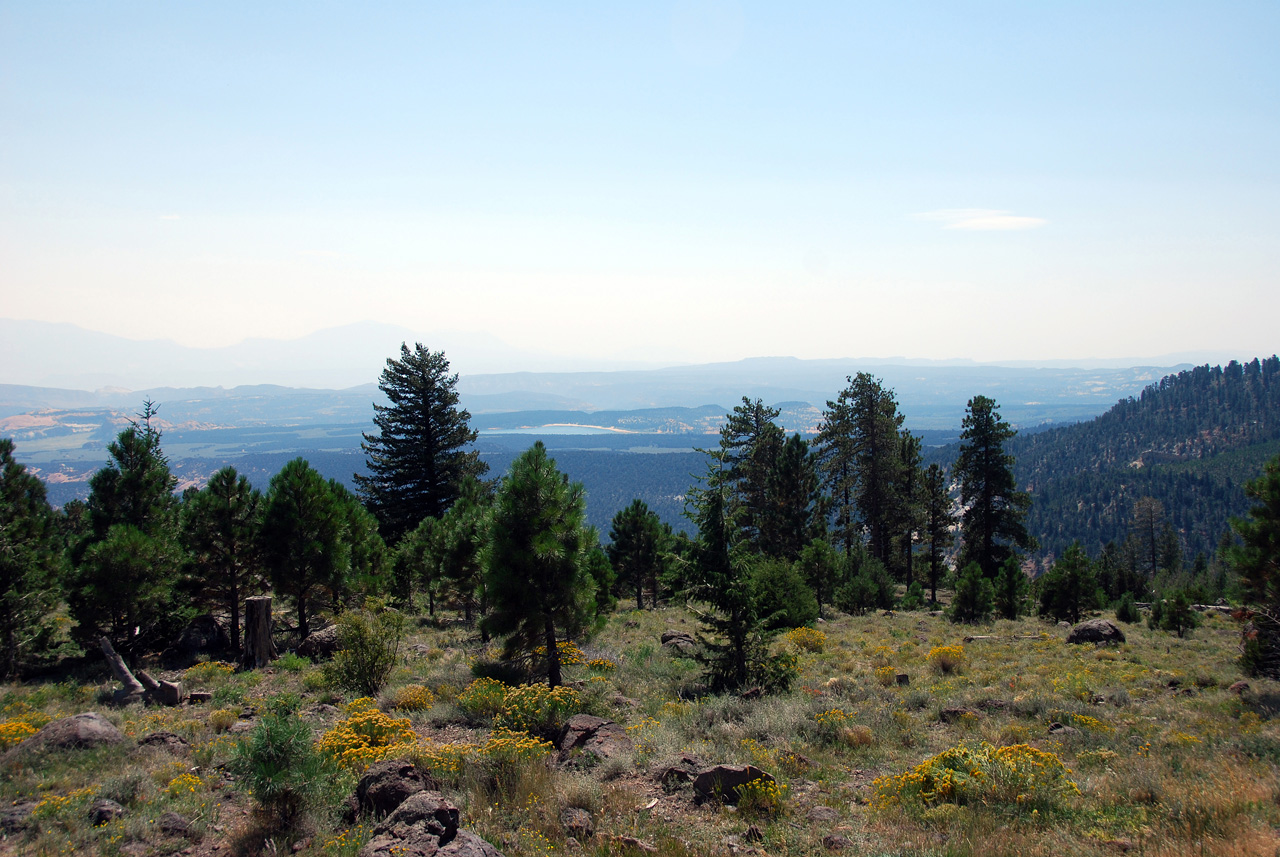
[298,623,341,659]
[1066,619,1126,645]
[559,807,594,840]
[359,791,503,857]
[660,630,698,656]
[0,801,37,833]
[90,798,126,826]
[17,712,125,752]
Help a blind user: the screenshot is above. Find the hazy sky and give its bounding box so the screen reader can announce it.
[3,2,1278,368]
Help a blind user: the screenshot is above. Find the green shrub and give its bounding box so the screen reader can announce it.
[1149,590,1201,638]
[323,607,407,697]
[230,713,329,828]
[1114,591,1140,623]
[899,581,927,611]
[834,555,895,615]
[276,652,309,673]
[750,558,818,630]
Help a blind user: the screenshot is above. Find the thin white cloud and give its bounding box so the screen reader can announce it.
[914,209,1047,231]
[158,214,182,221]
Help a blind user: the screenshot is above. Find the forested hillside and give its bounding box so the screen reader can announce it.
[1005,356,1280,559]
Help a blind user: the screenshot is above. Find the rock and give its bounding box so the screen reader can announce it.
[745,825,763,843]
[90,798,127,826]
[356,759,434,818]
[1047,722,1080,737]
[1066,619,1126,646]
[158,811,193,837]
[1229,680,1250,694]
[655,752,704,790]
[138,731,190,756]
[0,801,38,833]
[162,615,232,668]
[228,720,255,734]
[806,806,840,823]
[558,714,633,763]
[559,807,594,840]
[895,674,910,686]
[614,837,657,853]
[939,707,979,724]
[298,624,341,660]
[360,792,505,857]
[823,834,853,851]
[692,764,776,804]
[188,691,213,704]
[16,712,125,752]
[119,843,152,857]
[660,630,698,656]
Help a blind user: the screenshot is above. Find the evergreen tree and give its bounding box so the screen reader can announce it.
[1149,590,1200,638]
[797,537,841,618]
[607,499,667,610]
[357,344,487,545]
[948,562,995,624]
[0,439,65,676]
[993,557,1029,620]
[1231,454,1280,677]
[849,374,906,567]
[748,556,818,630]
[891,431,925,584]
[180,466,264,655]
[922,463,954,604]
[954,395,1032,578]
[712,397,784,550]
[329,480,388,601]
[261,458,349,639]
[761,433,821,561]
[482,442,595,688]
[392,516,443,614]
[438,479,493,624]
[1036,543,1099,624]
[70,402,182,650]
[815,385,859,559]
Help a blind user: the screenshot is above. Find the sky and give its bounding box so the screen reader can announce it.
[2,2,1278,371]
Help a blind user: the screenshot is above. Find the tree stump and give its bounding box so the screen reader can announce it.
[242,596,278,668]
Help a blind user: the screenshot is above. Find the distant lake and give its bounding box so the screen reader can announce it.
[481,425,625,435]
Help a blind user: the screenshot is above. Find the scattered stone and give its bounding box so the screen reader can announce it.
[14,712,125,752]
[745,825,763,843]
[1066,619,1126,646]
[356,759,434,818]
[90,798,127,826]
[823,834,853,851]
[188,691,213,704]
[0,801,38,833]
[806,806,840,823]
[559,807,594,840]
[692,764,776,805]
[1047,722,1080,737]
[162,614,231,668]
[228,720,255,734]
[611,693,641,709]
[298,624,341,660]
[939,707,979,724]
[660,630,697,656]
[138,731,190,756]
[1229,680,1251,694]
[558,714,633,763]
[655,753,704,790]
[614,836,657,853]
[158,811,193,838]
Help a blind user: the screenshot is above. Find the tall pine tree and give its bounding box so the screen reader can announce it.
[357,344,487,545]
[954,395,1032,578]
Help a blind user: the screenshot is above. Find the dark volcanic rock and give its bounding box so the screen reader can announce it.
[559,807,594,840]
[0,801,38,833]
[558,714,632,763]
[692,764,776,804]
[359,791,506,857]
[90,798,126,826]
[356,759,434,818]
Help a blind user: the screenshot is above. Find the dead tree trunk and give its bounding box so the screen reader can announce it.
[243,596,278,669]
[100,637,145,704]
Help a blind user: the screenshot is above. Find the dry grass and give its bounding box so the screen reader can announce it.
[2,605,1279,856]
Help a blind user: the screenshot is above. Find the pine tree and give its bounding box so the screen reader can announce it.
[181,466,264,655]
[0,439,65,676]
[607,499,667,610]
[761,433,820,561]
[954,395,1032,578]
[922,463,954,604]
[357,344,487,545]
[1232,454,1280,677]
[712,397,784,550]
[483,442,595,688]
[1036,543,1099,624]
[260,458,349,639]
[993,557,1029,620]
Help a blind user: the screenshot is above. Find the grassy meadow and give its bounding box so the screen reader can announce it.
[2,604,1278,857]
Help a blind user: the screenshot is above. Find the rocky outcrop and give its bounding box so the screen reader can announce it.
[660,630,698,656]
[557,714,633,763]
[138,731,190,756]
[11,712,125,753]
[1066,619,1126,645]
[359,791,503,857]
